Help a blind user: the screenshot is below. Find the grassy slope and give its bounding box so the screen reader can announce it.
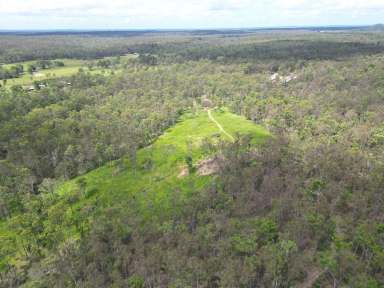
[2,108,269,272]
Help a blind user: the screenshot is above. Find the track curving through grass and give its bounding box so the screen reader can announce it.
[207,109,235,142]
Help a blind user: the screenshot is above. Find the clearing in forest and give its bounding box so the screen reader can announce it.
[1,54,135,87]
[1,108,269,270]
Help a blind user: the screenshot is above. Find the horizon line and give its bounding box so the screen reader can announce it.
[0,24,383,33]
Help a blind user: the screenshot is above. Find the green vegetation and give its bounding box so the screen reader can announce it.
[1,108,268,286]
[1,29,384,287]
[58,108,267,224]
[2,59,83,86]
[0,55,135,87]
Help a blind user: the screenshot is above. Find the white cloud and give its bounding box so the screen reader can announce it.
[0,0,383,29]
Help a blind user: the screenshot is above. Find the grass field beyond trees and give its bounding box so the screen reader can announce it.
[0,54,135,87]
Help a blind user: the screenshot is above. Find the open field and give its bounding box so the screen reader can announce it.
[1,54,135,86]
[3,60,85,86]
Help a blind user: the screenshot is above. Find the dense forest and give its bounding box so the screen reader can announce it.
[1,29,384,287]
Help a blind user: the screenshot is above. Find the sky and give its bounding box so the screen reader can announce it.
[0,0,383,30]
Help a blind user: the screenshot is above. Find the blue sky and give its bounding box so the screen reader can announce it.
[0,0,383,30]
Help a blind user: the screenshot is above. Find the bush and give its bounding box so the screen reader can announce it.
[127,275,144,288]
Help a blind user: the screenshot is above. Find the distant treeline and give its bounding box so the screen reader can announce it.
[1,30,384,64]
[0,36,133,63]
[133,40,384,62]
[0,24,380,36]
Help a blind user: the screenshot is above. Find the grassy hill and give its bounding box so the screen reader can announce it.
[1,108,269,280]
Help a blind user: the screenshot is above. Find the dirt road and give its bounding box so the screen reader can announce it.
[207,109,235,142]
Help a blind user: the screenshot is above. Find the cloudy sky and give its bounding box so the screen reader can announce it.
[0,0,383,30]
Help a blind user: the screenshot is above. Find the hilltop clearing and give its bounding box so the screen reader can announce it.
[1,108,269,286]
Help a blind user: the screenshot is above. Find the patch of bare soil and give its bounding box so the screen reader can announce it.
[33,72,45,77]
[178,156,221,178]
[196,157,220,176]
[177,167,189,178]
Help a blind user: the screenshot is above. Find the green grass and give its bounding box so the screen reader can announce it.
[1,108,269,272]
[2,59,84,86]
[1,54,135,86]
[211,107,269,144]
[57,108,269,226]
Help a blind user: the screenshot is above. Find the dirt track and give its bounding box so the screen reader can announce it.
[207,109,235,142]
